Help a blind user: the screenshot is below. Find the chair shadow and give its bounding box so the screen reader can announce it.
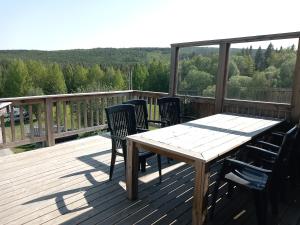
[22,146,167,220]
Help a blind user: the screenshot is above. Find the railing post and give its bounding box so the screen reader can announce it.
[291,38,300,122]
[169,46,179,96]
[45,98,55,146]
[215,42,231,113]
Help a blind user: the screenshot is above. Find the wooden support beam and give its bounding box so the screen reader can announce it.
[291,38,300,122]
[215,43,231,113]
[169,46,179,96]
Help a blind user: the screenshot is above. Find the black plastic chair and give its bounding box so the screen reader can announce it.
[210,125,298,225]
[105,104,161,181]
[157,97,195,127]
[123,99,165,130]
[123,99,162,175]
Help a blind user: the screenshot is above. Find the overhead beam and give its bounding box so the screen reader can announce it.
[171,31,300,48]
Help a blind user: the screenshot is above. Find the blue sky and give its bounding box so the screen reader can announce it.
[0,0,299,50]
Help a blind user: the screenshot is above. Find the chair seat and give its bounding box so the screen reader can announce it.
[138,149,155,158]
[225,167,268,191]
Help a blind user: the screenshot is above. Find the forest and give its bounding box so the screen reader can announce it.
[178,44,296,103]
[0,44,297,104]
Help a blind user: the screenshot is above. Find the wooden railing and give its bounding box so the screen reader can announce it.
[0,90,167,149]
[170,31,300,122]
[0,89,295,150]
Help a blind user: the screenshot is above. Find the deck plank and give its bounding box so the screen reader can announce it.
[0,135,299,225]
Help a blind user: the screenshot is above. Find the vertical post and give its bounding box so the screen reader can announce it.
[215,42,231,113]
[169,45,179,96]
[291,38,300,122]
[29,105,34,139]
[126,139,139,200]
[0,115,6,144]
[45,98,55,146]
[56,101,61,133]
[193,160,209,225]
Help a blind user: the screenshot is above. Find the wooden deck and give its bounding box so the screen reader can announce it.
[0,135,299,225]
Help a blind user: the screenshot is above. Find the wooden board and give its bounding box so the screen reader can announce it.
[0,134,298,225]
[128,113,281,163]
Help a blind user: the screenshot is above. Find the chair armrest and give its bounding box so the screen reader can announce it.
[180,115,196,121]
[137,128,148,133]
[110,134,126,142]
[272,132,285,137]
[148,120,167,126]
[224,158,272,174]
[257,141,280,151]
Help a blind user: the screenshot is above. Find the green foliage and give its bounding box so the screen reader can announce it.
[0,44,297,104]
[227,75,252,99]
[180,69,213,96]
[232,55,254,76]
[4,59,29,97]
[145,60,169,92]
[132,64,149,90]
[43,63,67,94]
[255,47,265,71]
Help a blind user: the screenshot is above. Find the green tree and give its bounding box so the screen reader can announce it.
[42,63,67,94]
[146,60,169,92]
[233,55,254,76]
[63,64,75,92]
[182,69,213,96]
[255,47,265,71]
[264,43,274,68]
[26,60,47,90]
[227,75,252,99]
[87,64,105,86]
[4,59,29,97]
[278,59,295,88]
[72,65,88,91]
[132,63,149,90]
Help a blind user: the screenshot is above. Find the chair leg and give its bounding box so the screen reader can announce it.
[227,182,234,199]
[157,154,162,182]
[140,158,146,172]
[253,190,268,225]
[270,185,279,215]
[210,173,223,219]
[109,151,116,180]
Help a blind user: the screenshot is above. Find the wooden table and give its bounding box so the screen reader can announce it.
[126,113,282,225]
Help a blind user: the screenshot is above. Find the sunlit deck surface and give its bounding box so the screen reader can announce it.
[0,135,299,225]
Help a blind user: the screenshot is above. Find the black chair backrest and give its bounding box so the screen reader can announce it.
[157,97,181,126]
[105,104,137,149]
[123,99,148,130]
[271,125,298,183]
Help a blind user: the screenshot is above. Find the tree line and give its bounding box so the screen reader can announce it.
[178,43,296,102]
[0,58,170,98]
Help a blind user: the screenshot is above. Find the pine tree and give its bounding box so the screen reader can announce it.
[264,43,274,68]
[255,47,265,71]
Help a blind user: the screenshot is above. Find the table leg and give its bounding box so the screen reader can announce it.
[192,161,209,225]
[126,139,139,200]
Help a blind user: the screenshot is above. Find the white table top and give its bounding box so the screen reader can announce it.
[127,113,282,163]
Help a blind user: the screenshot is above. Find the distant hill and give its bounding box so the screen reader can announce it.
[0,47,246,66]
